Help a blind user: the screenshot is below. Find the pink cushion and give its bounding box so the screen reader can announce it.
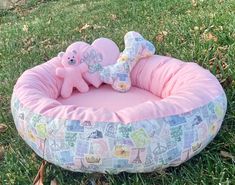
[57,84,161,111]
[13,55,224,124]
[91,38,120,66]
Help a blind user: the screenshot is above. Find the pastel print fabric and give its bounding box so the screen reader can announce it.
[11,93,226,173]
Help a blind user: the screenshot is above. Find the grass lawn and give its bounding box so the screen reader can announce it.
[0,0,235,184]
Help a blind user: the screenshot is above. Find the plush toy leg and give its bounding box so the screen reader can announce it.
[61,79,74,98]
[75,78,89,93]
[100,31,155,92]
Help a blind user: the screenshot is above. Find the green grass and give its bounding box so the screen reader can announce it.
[0,0,235,184]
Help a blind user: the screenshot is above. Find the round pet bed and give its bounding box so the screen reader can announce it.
[11,32,227,173]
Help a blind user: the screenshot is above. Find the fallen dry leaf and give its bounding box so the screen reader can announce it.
[0,146,4,161]
[155,31,168,43]
[98,180,110,185]
[216,74,223,80]
[194,26,199,31]
[162,31,168,36]
[79,24,91,32]
[47,17,52,25]
[110,14,117,20]
[209,59,228,76]
[220,151,235,162]
[202,32,218,42]
[50,178,58,185]
[33,160,47,185]
[192,0,197,6]
[220,76,233,89]
[165,52,172,57]
[215,46,228,60]
[34,180,43,185]
[186,10,192,14]
[209,13,216,18]
[23,24,29,32]
[30,152,37,162]
[208,45,229,76]
[218,26,223,31]
[0,124,8,133]
[155,34,164,43]
[93,25,106,29]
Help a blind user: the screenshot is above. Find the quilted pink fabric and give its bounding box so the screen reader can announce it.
[13,55,224,124]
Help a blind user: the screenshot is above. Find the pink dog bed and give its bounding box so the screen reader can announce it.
[11,40,226,173]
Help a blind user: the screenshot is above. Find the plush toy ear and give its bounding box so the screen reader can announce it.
[58,52,65,58]
[72,50,77,55]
